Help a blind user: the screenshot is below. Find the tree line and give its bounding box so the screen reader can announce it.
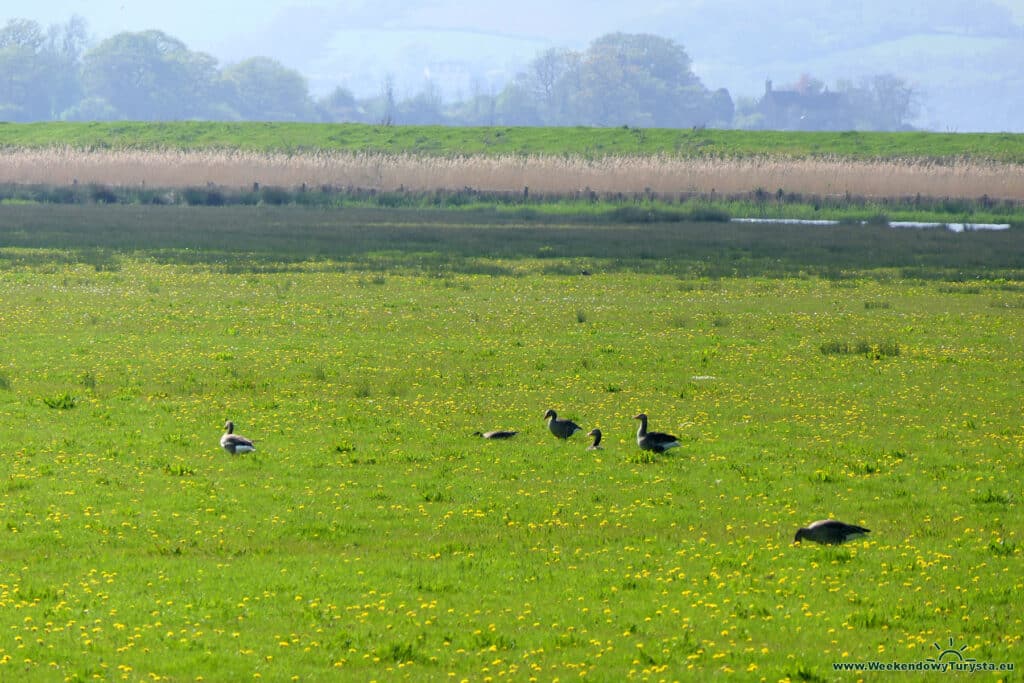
[0,17,917,130]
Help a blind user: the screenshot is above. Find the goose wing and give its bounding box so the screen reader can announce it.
[647,430,678,443]
[221,433,255,450]
[639,429,680,452]
[797,520,870,544]
[480,430,517,439]
[546,411,582,438]
[557,418,583,437]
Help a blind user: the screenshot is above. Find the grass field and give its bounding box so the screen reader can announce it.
[2,122,1024,162]
[0,204,1021,681]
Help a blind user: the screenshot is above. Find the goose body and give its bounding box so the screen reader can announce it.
[221,420,255,455]
[633,413,680,453]
[544,409,583,439]
[474,430,518,440]
[587,428,603,450]
[794,519,870,545]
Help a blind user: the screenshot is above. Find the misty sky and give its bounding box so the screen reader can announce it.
[11,1,1024,131]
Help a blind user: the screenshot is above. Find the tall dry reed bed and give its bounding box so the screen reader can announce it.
[1,147,1022,200]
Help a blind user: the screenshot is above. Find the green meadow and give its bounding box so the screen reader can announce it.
[0,204,1021,681]
[2,121,1024,161]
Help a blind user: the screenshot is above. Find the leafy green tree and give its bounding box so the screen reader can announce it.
[0,18,46,51]
[502,33,729,128]
[494,81,544,126]
[522,48,581,123]
[317,86,363,122]
[47,16,88,118]
[707,88,736,127]
[220,57,315,121]
[0,17,84,121]
[867,74,917,130]
[396,81,446,125]
[445,84,498,126]
[60,96,120,122]
[574,33,712,127]
[81,30,219,120]
[0,23,49,120]
[837,74,918,130]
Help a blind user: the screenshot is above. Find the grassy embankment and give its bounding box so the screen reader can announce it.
[2,122,1023,160]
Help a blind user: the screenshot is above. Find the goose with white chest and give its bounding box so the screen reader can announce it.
[221,420,256,455]
[633,413,680,453]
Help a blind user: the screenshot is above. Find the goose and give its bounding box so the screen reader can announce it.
[473,430,518,440]
[633,413,680,453]
[220,420,256,455]
[544,409,583,439]
[587,428,603,450]
[794,519,871,545]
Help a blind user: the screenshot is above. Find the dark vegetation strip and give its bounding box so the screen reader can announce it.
[2,182,1022,225]
[0,203,1021,281]
[2,122,1024,162]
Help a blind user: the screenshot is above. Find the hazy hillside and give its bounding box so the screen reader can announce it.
[674,0,1024,132]
[228,0,1021,131]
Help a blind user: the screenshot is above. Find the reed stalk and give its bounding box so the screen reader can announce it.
[0,148,1021,200]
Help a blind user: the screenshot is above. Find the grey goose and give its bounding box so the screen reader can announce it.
[794,519,871,545]
[221,420,256,455]
[633,413,680,453]
[544,409,583,439]
[587,428,603,450]
[474,430,518,440]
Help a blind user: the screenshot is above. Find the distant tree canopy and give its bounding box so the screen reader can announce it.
[0,17,86,121]
[81,31,220,120]
[0,16,918,131]
[740,73,919,131]
[220,57,315,121]
[505,33,732,128]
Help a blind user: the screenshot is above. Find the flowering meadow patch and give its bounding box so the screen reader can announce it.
[0,244,1020,680]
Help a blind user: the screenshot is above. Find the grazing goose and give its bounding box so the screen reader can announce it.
[473,430,518,440]
[587,428,603,450]
[544,409,583,439]
[220,420,256,455]
[633,413,680,453]
[794,519,871,545]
